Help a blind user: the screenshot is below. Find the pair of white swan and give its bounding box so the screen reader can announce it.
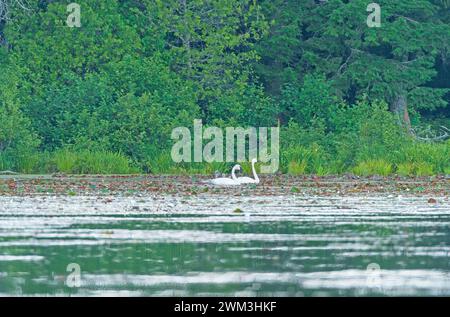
[207,158,259,186]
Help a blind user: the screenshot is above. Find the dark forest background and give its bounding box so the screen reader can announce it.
[0,0,449,175]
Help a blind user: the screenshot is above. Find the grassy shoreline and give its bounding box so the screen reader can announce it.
[2,137,449,176]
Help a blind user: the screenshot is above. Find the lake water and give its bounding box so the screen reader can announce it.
[0,194,449,296]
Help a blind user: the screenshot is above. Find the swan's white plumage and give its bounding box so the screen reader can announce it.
[237,158,259,184]
[209,178,239,186]
[205,164,240,186]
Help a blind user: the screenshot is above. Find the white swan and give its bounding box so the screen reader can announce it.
[237,158,260,184]
[206,164,241,186]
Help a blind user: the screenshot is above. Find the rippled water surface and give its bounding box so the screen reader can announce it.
[0,194,449,296]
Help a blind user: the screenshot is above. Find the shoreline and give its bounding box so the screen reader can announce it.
[0,174,448,197]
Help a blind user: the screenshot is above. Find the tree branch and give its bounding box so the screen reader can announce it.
[0,0,30,22]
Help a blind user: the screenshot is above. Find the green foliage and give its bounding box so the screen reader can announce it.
[394,141,450,173]
[281,98,449,176]
[353,101,406,163]
[146,0,269,124]
[281,144,333,175]
[287,161,307,176]
[413,162,435,176]
[280,75,340,131]
[257,0,450,120]
[0,1,448,175]
[397,163,415,176]
[353,160,393,176]
[51,149,138,174]
[396,161,436,177]
[444,166,450,175]
[0,60,40,172]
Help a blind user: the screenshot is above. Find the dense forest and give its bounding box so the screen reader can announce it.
[0,0,449,175]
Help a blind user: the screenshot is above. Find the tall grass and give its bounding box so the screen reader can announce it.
[144,152,232,175]
[395,142,449,174]
[52,149,138,174]
[280,139,449,176]
[281,144,337,175]
[1,138,448,176]
[288,161,307,175]
[0,151,41,174]
[353,160,393,176]
[1,149,142,174]
[397,163,415,177]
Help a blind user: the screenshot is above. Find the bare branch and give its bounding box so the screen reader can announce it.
[392,14,420,24]
[336,50,353,75]
[410,125,450,142]
[0,0,30,22]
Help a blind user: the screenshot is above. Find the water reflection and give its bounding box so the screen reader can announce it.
[0,195,449,296]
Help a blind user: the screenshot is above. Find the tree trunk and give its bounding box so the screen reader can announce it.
[390,93,411,129]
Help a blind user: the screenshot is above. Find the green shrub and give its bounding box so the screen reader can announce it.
[0,65,40,173]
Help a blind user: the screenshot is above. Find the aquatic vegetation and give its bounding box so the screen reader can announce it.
[290,186,300,193]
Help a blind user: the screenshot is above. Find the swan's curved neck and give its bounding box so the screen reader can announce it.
[252,161,259,183]
[231,165,239,180]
